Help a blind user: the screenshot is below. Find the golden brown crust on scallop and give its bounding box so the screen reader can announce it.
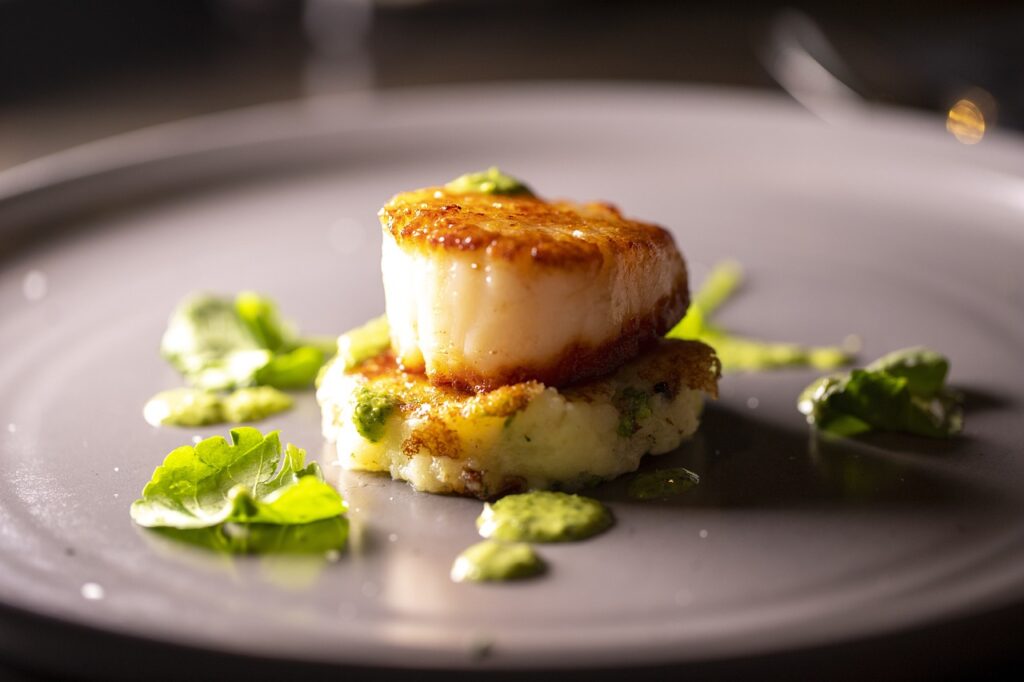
[427,284,690,392]
[378,187,682,269]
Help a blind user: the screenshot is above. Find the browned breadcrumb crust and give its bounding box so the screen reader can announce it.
[353,351,547,421]
[348,339,720,468]
[563,338,721,403]
[379,187,684,269]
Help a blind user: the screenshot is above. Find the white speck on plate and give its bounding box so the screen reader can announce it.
[113,467,119,472]
[22,270,48,301]
[388,533,398,543]
[699,529,709,539]
[192,435,202,444]
[746,397,759,409]
[6,424,14,433]
[81,583,104,600]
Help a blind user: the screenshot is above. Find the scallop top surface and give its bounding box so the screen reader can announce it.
[378,187,681,269]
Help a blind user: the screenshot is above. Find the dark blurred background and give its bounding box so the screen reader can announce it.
[2,0,1023,170]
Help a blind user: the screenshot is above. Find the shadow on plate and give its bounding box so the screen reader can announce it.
[595,402,1015,512]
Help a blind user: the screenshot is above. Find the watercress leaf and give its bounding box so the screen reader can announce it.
[830,370,910,432]
[865,346,948,398]
[161,294,262,364]
[234,291,297,352]
[254,345,326,389]
[161,294,272,389]
[905,390,964,438]
[130,428,346,529]
[154,517,348,555]
[230,475,346,525]
[816,412,874,438]
[302,335,339,359]
[797,348,961,439]
[183,349,273,391]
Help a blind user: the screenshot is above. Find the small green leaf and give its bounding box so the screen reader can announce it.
[254,345,325,389]
[130,428,346,529]
[235,291,296,352]
[155,517,349,555]
[161,294,271,390]
[865,346,948,398]
[797,347,962,439]
[160,291,332,392]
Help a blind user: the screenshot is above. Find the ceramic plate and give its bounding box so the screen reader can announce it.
[2,84,1024,679]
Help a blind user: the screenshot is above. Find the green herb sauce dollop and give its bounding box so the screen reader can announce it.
[143,387,293,427]
[352,387,398,442]
[450,540,544,582]
[445,167,534,197]
[477,491,613,543]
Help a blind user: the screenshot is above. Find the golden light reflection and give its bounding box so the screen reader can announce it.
[946,98,986,144]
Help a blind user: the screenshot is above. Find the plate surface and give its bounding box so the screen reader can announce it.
[2,84,1024,675]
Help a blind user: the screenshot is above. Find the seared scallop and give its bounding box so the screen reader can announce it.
[379,187,689,392]
[317,338,719,499]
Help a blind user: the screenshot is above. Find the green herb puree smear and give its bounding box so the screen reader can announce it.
[477,491,613,543]
[222,387,294,423]
[627,467,700,500]
[143,387,292,427]
[667,261,855,371]
[445,167,534,197]
[450,540,544,582]
[336,314,391,371]
[797,346,962,438]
